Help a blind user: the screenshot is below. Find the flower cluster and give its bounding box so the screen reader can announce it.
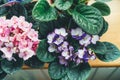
[0,16,39,61]
[47,28,99,66]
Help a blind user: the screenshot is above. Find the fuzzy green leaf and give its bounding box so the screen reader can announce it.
[72,4,103,35]
[36,39,56,62]
[0,6,8,16]
[6,4,27,19]
[55,0,73,10]
[25,56,44,68]
[1,55,23,74]
[21,0,32,4]
[32,0,57,21]
[98,18,108,36]
[48,61,68,79]
[95,0,112,2]
[0,72,7,80]
[92,2,110,16]
[61,75,70,80]
[89,41,107,54]
[67,63,91,80]
[96,42,120,62]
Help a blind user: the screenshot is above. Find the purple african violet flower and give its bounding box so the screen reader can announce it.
[59,56,68,66]
[83,51,89,62]
[71,28,83,40]
[77,48,86,59]
[54,28,68,37]
[61,49,71,59]
[71,28,83,36]
[61,45,74,60]
[53,35,64,45]
[58,41,68,51]
[79,34,92,46]
[88,50,96,60]
[91,35,99,44]
[47,32,56,44]
[48,44,57,52]
[69,46,74,54]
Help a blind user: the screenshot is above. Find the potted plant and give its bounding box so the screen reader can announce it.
[0,0,120,80]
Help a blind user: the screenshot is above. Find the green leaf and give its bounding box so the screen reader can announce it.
[0,6,8,16]
[32,0,57,21]
[79,0,88,3]
[54,0,73,10]
[92,2,110,16]
[98,18,108,36]
[0,51,4,60]
[95,0,112,2]
[25,2,36,16]
[96,42,120,62]
[67,36,80,52]
[38,21,55,39]
[0,62,7,79]
[61,75,70,80]
[25,56,44,68]
[21,0,32,4]
[0,71,7,80]
[6,3,27,19]
[1,55,23,74]
[72,4,103,35]
[89,41,107,54]
[48,61,68,79]
[38,15,70,39]
[36,39,56,62]
[0,0,4,5]
[67,63,91,80]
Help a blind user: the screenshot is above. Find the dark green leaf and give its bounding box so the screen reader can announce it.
[67,63,91,80]
[0,62,3,74]
[89,41,107,54]
[67,36,80,52]
[72,4,103,35]
[48,61,68,79]
[6,4,27,19]
[61,75,70,80]
[36,39,56,62]
[25,2,36,16]
[25,56,44,68]
[96,42,120,62]
[95,0,112,2]
[32,0,57,21]
[98,18,108,36]
[38,21,55,39]
[21,0,32,4]
[0,60,7,80]
[92,2,110,16]
[79,0,88,3]
[0,0,4,5]
[0,6,8,16]
[38,16,70,39]
[0,71,7,80]
[1,55,23,74]
[55,0,73,10]
[0,51,4,60]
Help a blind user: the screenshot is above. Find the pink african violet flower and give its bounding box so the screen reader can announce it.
[0,16,40,61]
[19,48,35,60]
[27,29,39,41]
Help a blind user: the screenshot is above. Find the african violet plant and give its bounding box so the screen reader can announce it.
[0,0,120,80]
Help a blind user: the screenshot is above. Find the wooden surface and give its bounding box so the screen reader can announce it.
[23,0,120,69]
